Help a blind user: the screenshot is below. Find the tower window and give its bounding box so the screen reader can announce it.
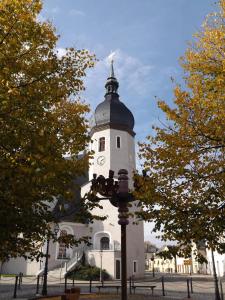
[133,261,138,273]
[116,136,121,149]
[99,137,105,152]
[100,237,110,250]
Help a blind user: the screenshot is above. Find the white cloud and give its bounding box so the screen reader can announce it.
[107,51,117,63]
[84,49,155,107]
[106,50,155,97]
[82,48,175,146]
[69,9,86,17]
[55,47,67,58]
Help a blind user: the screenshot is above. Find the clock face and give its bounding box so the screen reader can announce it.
[97,156,106,166]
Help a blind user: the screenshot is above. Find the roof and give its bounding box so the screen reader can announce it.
[52,156,89,223]
[91,61,135,136]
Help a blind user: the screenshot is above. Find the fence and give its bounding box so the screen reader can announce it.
[0,273,224,300]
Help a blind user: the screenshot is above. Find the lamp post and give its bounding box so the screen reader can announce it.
[100,249,103,283]
[151,254,155,278]
[90,169,134,300]
[42,223,60,296]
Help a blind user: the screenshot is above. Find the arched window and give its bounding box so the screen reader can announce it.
[58,230,67,259]
[99,137,105,152]
[100,236,110,250]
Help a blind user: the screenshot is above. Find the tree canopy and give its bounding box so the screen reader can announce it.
[0,0,96,261]
[135,0,225,253]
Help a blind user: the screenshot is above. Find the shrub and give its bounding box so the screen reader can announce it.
[68,265,110,281]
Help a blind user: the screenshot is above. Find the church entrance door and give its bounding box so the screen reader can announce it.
[115,259,121,279]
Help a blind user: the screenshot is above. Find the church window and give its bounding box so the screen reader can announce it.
[116,136,121,148]
[133,260,138,273]
[100,236,110,250]
[58,230,68,259]
[99,137,105,152]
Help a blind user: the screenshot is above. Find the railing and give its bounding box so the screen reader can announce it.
[57,255,70,260]
[37,242,122,277]
[37,259,63,276]
[87,242,121,251]
[37,248,82,276]
[65,249,83,274]
[114,243,121,251]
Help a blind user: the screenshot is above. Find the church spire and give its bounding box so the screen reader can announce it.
[110,59,115,78]
[105,59,119,95]
[93,57,135,136]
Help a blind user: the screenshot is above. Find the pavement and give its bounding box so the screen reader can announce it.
[0,273,222,300]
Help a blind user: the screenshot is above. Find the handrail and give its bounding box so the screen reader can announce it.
[65,249,83,272]
[37,247,83,276]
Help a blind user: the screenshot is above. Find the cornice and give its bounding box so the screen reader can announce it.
[90,123,136,137]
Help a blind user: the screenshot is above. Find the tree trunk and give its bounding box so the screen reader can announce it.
[211,249,221,300]
[174,255,177,273]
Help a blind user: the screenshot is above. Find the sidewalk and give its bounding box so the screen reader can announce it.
[12,295,189,300]
[0,274,218,300]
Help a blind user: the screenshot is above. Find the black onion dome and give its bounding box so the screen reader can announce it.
[94,96,135,130]
[92,60,135,136]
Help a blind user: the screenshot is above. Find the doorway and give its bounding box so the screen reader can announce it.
[115,259,121,279]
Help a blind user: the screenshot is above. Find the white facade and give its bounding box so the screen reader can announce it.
[205,249,225,277]
[2,66,145,279]
[81,124,145,279]
[2,222,88,276]
[89,128,135,185]
[145,244,225,276]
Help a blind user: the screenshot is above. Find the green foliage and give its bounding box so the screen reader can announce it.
[195,253,208,265]
[68,265,110,281]
[157,246,180,260]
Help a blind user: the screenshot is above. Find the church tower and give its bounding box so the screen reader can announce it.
[89,61,136,185]
[2,61,145,278]
[84,61,145,279]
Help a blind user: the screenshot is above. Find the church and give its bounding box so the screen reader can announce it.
[2,62,145,279]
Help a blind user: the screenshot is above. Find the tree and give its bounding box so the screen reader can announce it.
[157,246,180,273]
[0,0,96,261]
[135,0,225,253]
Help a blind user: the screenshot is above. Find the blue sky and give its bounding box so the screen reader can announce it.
[41,0,216,245]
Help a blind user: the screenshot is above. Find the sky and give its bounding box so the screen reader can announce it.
[41,0,216,246]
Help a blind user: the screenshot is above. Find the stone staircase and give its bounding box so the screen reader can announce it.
[47,264,66,279]
[37,249,83,279]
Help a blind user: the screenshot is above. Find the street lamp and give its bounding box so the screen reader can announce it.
[151,254,155,278]
[100,249,103,283]
[89,169,134,300]
[42,223,60,296]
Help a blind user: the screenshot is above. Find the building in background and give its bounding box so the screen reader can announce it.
[145,243,210,275]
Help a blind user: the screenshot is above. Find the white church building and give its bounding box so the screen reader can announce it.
[2,63,145,279]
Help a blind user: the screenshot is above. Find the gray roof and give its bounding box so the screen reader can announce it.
[91,62,135,136]
[53,174,89,223]
[52,154,89,223]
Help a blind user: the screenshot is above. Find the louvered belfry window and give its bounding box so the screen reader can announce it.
[99,137,105,152]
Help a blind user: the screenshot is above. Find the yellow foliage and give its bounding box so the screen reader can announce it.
[137,0,225,251]
[0,0,96,260]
